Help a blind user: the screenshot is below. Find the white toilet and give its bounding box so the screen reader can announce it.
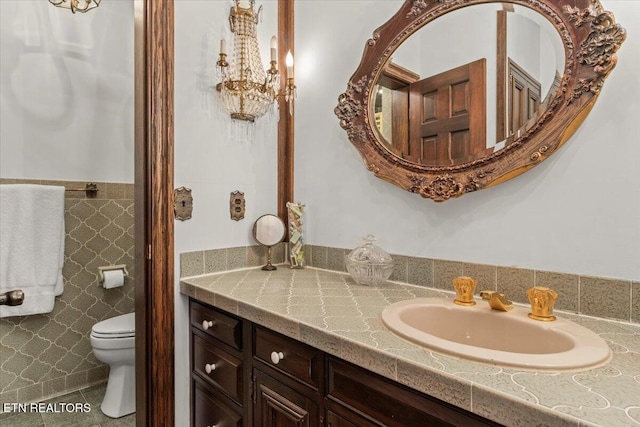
[90,312,136,418]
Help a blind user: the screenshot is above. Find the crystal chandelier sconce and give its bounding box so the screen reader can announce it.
[48,0,100,14]
[216,0,296,122]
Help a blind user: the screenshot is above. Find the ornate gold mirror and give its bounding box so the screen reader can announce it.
[335,0,625,202]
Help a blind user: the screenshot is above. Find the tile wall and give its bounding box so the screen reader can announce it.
[179,243,287,277]
[306,245,640,324]
[180,244,638,324]
[0,179,135,406]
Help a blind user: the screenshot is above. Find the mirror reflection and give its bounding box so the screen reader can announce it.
[373,3,564,166]
[252,214,285,271]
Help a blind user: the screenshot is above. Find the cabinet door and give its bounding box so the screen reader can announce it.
[193,380,242,427]
[253,369,319,427]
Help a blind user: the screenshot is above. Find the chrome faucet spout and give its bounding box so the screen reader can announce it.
[479,290,513,311]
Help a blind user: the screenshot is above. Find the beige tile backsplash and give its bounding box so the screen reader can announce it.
[633,282,640,324]
[0,179,134,406]
[579,276,631,320]
[180,243,287,278]
[463,263,497,292]
[434,260,464,290]
[497,267,535,305]
[535,271,579,313]
[407,256,434,287]
[182,244,637,325]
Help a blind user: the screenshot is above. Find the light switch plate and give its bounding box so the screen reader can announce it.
[174,187,193,221]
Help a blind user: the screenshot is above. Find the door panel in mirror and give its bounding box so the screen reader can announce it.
[407,59,486,166]
[373,3,563,163]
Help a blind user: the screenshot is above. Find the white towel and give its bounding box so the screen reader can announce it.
[0,184,65,317]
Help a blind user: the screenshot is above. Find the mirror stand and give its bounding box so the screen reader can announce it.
[262,246,277,271]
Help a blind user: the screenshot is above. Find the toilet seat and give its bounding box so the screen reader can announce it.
[92,331,135,339]
[91,313,135,339]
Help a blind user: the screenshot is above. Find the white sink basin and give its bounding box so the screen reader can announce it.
[381,298,611,370]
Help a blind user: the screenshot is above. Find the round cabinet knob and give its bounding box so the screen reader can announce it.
[204,363,216,374]
[270,351,284,364]
[202,320,214,330]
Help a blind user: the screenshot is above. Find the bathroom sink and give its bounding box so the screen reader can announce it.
[381,298,611,370]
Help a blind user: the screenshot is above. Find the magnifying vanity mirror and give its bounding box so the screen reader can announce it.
[335,0,625,202]
[252,214,286,271]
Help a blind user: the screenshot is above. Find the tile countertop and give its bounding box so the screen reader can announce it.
[180,267,640,427]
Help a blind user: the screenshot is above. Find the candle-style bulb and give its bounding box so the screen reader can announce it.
[220,39,227,55]
[270,36,277,62]
[285,50,294,76]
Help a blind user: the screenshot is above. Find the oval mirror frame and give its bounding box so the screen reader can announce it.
[335,0,626,202]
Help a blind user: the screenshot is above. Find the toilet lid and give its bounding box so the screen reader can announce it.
[92,313,135,338]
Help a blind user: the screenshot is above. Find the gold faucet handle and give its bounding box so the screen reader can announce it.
[527,286,558,321]
[452,276,477,306]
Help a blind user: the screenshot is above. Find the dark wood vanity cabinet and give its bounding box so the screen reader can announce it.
[190,300,247,427]
[190,299,501,427]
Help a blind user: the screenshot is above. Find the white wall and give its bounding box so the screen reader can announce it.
[0,0,134,183]
[508,11,542,84]
[173,1,279,424]
[510,4,564,96]
[294,0,640,282]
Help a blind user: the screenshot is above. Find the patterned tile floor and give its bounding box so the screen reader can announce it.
[0,383,135,427]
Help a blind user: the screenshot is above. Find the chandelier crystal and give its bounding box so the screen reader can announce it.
[216,0,295,123]
[216,0,278,122]
[49,0,101,14]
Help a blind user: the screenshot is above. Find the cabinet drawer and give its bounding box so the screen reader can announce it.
[192,333,243,404]
[325,408,380,427]
[327,357,500,427]
[193,380,242,427]
[254,326,322,389]
[190,300,242,350]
